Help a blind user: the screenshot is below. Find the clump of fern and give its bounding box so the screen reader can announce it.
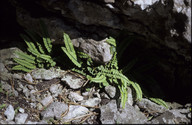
[12,20,56,72]
[62,35,142,108]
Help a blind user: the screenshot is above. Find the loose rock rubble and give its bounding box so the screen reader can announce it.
[0,48,191,124]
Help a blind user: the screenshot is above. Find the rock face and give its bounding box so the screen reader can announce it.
[3,0,192,103]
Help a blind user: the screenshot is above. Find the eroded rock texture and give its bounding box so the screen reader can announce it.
[1,0,191,103]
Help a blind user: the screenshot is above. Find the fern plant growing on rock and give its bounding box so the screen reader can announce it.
[63,36,143,108]
[12,20,56,72]
[12,21,168,109]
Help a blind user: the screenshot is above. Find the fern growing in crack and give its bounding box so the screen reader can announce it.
[12,21,56,72]
[61,33,82,68]
[66,36,142,108]
[149,97,168,109]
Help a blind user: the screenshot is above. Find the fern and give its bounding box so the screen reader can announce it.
[129,81,142,101]
[68,36,143,108]
[15,51,35,64]
[106,36,116,47]
[12,65,32,72]
[61,33,81,68]
[12,21,56,72]
[149,97,169,109]
[40,20,52,53]
[13,58,36,69]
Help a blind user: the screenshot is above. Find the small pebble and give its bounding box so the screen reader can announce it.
[69,91,84,102]
[41,95,53,106]
[49,84,59,94]
[23,73,33,83]
[37,103,43,110]
[4,105,15,121]
[15,113,28,124]
[27,85,34,90]
[19,108,25,113]
[13,90,19,97]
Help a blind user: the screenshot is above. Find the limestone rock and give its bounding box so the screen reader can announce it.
[61,73,85,89]
[136,98,168,116]
[100,100,118,124]
[61,105,89,122]
[40,102,68,120]
[4,105,15,121]
[15,113,28,124]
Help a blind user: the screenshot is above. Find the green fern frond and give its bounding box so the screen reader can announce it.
[25,30,45,54]
[61,33,81,68]
[118,84,128,108]
[42,37,52,53]
[77,51,90,59]
[61,47,81,68]
[129,81,142,101]
[87,74,106,83]
[13,58,36,70]
[12,65,32,72]
[106,36,116,47]
[72,68,87,76]
[40,20,52,53]
[107,52,118,70]
[15,51,35,64]
[149,97,168,109]
[13,20,56,73]
[63,33,76,58]
[20,34,40,56]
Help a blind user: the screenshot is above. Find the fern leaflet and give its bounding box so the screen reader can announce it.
[149,97,168,109]
[12,65,32,72]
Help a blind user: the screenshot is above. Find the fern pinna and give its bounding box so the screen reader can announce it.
[12,21,56,72]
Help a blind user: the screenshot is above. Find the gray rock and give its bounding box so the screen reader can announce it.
[61,73,84,89]
[7,120,16,124]
[1,82,11,91]
[127,87,133,106]
[49,84,60,94]
[18,108,25,113]
[25,121,38,124]
[100,100,118,124]
[12,73,22,80]
[23,73,33,83]
[27,85,34,90]
[0,47,21,64]
[15,113,28,124]
[166,102,183,109]
[29,90,37,102]
[81,98,101,107]
[13,90,19,97]
[61,105,89,122]
[36,120,48,124]
[72,38,113,63]
[40,95,53,106]
[105,85,116,98]
[0,63,8,73]
[37,103,43,110]
[68,91,84,102]
[116,103,148,124]
[150,109,191,124]
[136,98,167,116]
[18,82,24,89]
[31,68,60,80]
[41,102,68,120]
[23,86,30,98]
[4,105,15,121]
[49,84,63,97]
[102,0,115,3]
